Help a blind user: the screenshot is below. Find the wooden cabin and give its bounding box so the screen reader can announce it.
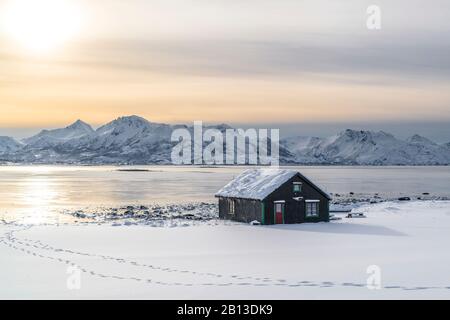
[215,169,331,225]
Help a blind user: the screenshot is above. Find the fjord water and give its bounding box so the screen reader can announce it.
[0,165,449,224]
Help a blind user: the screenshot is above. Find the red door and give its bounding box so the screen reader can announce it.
[275,203,284,224]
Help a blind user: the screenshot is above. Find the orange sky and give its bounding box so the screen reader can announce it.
[1,0,450,131]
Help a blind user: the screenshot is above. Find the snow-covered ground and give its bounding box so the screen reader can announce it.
[1,201,450,299]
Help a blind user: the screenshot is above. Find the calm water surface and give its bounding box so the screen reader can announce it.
[0,165,449,223]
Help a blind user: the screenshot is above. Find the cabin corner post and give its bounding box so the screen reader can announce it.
[261,201,265,225]
[327,201,330,222]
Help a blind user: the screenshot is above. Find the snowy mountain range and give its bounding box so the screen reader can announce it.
[281,129,450,165]
[1,116,449,165]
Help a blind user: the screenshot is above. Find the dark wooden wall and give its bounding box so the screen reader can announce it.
[219,197,263,223]
[263,174,329,224]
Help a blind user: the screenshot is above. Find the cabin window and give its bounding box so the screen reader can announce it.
[306,200,319,217]
[293,182,302,193]
[228,199,235,215]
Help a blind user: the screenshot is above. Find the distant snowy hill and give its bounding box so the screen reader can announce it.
[0,136,22,154]
[407,134,437,146]
[1,117,450,165]
[23,120,95,148]
[12,116,176,164]
[280,129,450,165]
[76,116,176,164]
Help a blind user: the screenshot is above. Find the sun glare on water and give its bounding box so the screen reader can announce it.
[2,0,83,54]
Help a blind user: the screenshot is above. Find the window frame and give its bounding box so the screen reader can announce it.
[228,199,235,215]
[293,182,302,193]
[305,200,320,218]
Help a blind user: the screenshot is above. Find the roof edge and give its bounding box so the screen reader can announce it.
[296,172,332,200]
[215,195,264,201]
[215,170,332,201]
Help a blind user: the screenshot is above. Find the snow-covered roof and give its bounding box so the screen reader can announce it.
[215,169,331,201]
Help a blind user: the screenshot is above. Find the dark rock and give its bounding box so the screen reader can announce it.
[398,197,411,201]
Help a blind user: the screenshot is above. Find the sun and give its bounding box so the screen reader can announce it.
[3,0,83,54]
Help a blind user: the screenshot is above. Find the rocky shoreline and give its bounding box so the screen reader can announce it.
[62,202,221,227]
[58,193,450,227]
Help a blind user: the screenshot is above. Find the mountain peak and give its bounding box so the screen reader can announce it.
[340,129,395,140]
[118,115,148,122]
[106,115,152,128]
[407,134,436,145]
[96,115,156,137]
[67,119,94,132]
[340,129,373,140]
[341,129,370,136]
[23,119,95,146]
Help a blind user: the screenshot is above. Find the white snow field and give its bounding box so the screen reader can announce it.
[1,201,450,300]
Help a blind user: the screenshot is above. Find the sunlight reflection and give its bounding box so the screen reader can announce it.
[21,176,58,224]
